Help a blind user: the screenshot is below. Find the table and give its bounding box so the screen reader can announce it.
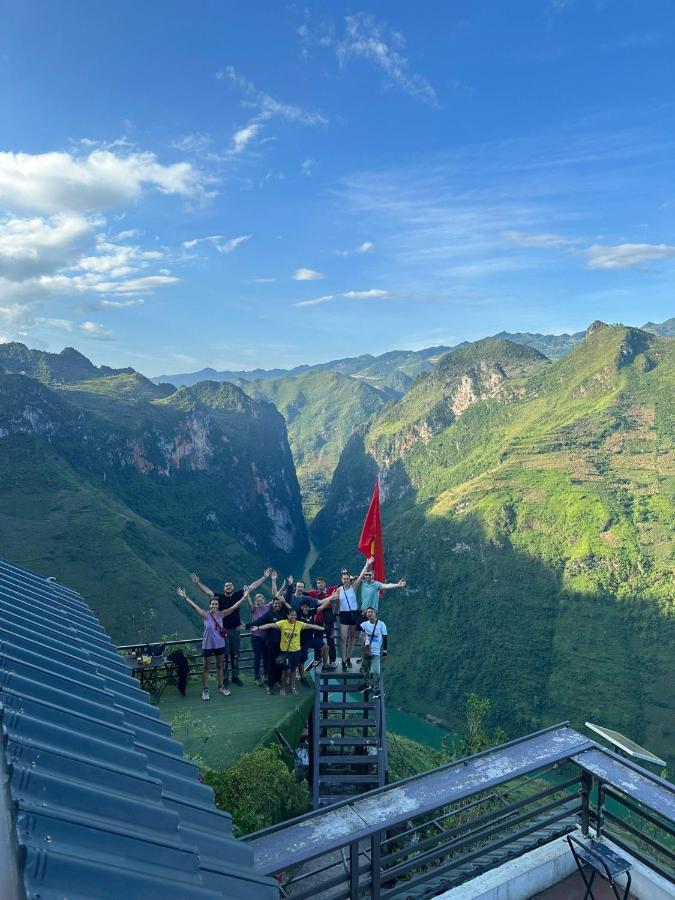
[124,656,166,698]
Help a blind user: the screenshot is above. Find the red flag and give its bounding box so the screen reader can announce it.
[358,477,385,586]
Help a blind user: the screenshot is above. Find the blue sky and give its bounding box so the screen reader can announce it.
[1,0,673,375]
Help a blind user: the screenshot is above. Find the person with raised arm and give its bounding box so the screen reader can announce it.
[338,556,374,671]
[246,589,291,694]
[297,588,338,681]
[252,609,325,696]
[176,585,249,700]
[190,567,273,687]
[246,570,278,685]
[306,575,339,671]
[359,569,407,616]
[282,574,319,612]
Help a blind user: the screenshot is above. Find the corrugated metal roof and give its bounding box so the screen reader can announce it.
[0,558,277,900]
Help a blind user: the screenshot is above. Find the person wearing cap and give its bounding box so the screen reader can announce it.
[359,569,407,616]
[338,556,374,670]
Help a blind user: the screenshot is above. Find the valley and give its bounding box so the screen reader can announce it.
[1,320,673,764]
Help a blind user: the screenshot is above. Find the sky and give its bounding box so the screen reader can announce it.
[1,0,674,376]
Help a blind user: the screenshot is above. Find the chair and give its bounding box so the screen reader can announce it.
[567,834,632,900]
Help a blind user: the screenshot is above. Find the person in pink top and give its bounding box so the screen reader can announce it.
[177,585,248,701]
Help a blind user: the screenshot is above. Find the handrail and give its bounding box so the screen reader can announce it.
[247,734,674,898]
[248,719,577,840]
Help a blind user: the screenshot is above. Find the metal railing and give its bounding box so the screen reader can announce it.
[247,725,675,899]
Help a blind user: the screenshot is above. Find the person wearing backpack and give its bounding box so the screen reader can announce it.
[359,606,388,700]
[176,586,249,700]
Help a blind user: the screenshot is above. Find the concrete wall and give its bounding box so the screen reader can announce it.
[437,831,675,900]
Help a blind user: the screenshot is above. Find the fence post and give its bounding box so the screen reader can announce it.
[580,770,592,837]
[596,780,606,838]
[350,840,360,899]
[371,831,381,900]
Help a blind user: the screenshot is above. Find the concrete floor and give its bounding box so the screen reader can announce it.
[532,869,635,898]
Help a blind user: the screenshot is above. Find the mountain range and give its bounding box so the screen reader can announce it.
[151,318,675,391]
[310,323,674,761]
[0,365,306,640]
[0,318,673,762]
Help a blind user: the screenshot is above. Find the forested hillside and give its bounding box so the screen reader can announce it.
[0,362,307,640]
[241,370,388,519]
[311,325,675,761]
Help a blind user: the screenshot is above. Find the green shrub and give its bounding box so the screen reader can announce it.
[202,745,311,836]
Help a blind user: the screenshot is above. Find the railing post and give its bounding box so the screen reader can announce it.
[350,840,360,899]
[596,780,605,838]
[580,770,592,836]
[312,672,320,809]
[370,831,381,900]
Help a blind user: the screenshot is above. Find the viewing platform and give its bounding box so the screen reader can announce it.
[117,634,314,769]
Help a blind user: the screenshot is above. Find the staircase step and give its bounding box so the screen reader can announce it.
[319,737,378,746]
[319,774,381,784]
[319,718,377,729]
[318,684,366,693]
[319,755,378,765]
[319,671,365,680]
[319,702,375,710]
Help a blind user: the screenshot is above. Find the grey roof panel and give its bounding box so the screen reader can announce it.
[0,557,277,899]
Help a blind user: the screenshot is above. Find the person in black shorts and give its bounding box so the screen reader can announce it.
[191,567,272,686]
[297,591,337,681]
[337,556,373,669]
[306,576,339,670]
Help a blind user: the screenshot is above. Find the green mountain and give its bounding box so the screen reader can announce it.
[0,369,307,641]
[152,318,673,389]
[152,346,452,397]
[491,329,585,358]
[0,342,133,383]
[311,325,675,762]
[241,370,389,520]
[642,316,675,337]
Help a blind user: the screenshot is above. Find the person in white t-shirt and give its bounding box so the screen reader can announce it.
[359,606,387,700]
[337,556,373,670]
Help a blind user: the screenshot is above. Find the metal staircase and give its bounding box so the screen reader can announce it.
[310,667,388,808]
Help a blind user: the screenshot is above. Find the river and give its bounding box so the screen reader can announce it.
[386,707,454,749]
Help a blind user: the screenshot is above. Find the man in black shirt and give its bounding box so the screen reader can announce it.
[191,568,272,686]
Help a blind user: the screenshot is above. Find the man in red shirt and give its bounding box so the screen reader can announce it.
[305,575,338,671]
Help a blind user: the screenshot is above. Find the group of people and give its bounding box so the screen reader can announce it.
[177,559,406,700]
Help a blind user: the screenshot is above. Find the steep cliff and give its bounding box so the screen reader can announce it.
[312,326,675,762]
[0,370,308,640]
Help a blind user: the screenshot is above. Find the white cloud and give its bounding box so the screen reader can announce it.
[225,66,329,126]
[501,230,580,247]
[0,213,95,280]
[342,288,389,299]
[336,240,375,256]
[231,123,262,156]
[220,234,251,253]
[79,320,113,339]
[0,149,209,214]
[253,276,276,283]
[98,297,144,308]
[40,273,179,294]
[183,234,251,253]
[292,267,324,281]
[35,317,74,331]
[586,242,675,269]
[301,159,316,176]
[295,294,335,307]
[334,13,437,105]
[295,287,390,307]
